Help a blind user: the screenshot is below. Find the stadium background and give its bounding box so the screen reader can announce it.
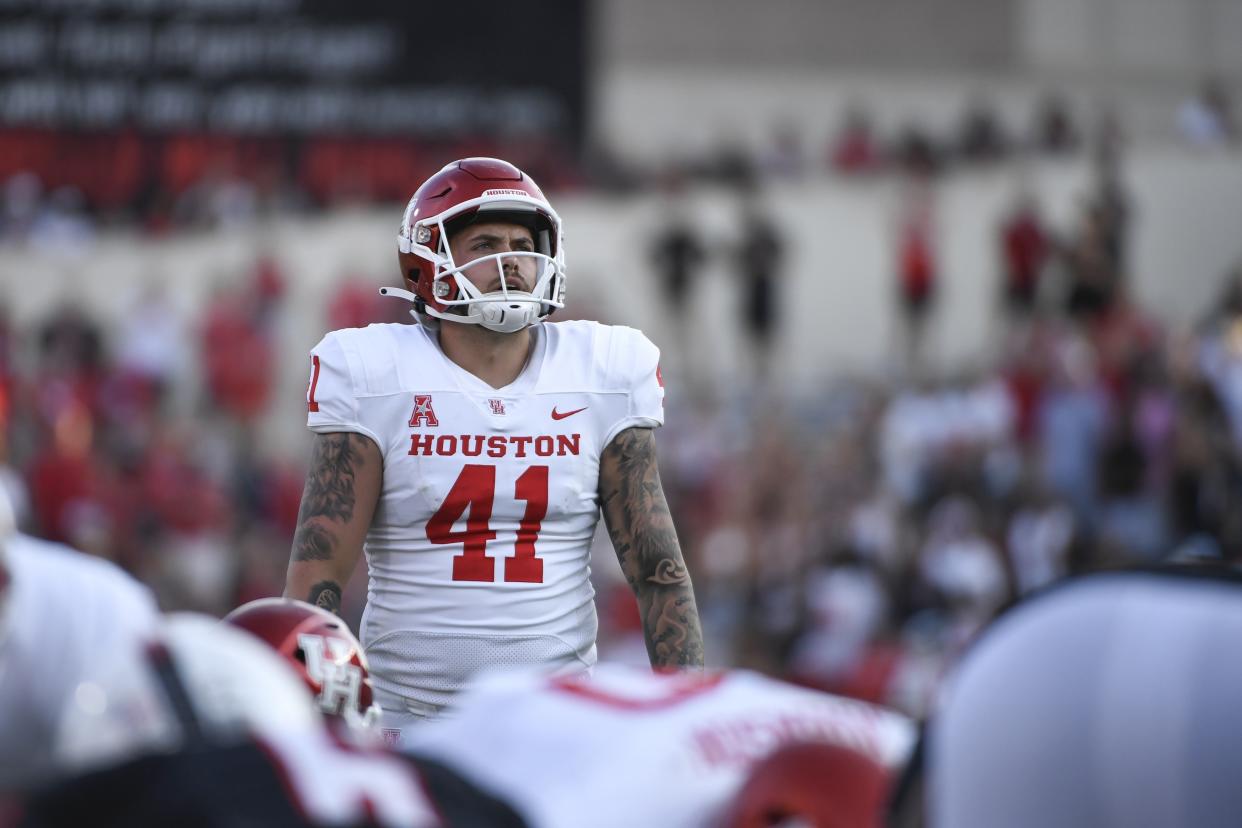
[0,0,1239,720]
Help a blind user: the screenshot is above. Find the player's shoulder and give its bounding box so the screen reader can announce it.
[11,533,141,589]
[318,322,426,357]
[544,319,654,351]
[314,323,436,396]
[542,320,659,389]
[8,533,158,614]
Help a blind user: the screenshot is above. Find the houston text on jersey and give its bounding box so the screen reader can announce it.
[408,433,582,458]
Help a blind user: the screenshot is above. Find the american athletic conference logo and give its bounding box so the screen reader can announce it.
[408,394,439,427]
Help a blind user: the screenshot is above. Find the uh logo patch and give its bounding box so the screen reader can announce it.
[297,633,364,717]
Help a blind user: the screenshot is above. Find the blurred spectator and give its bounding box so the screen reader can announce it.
[326,275,396,330]
[1195,263,1242,447]
[997,187,1050,317]
[1061,201,1121,319]
[758,121,806,181]
[1090,153,1132,272]
[114,284,188,414]
[789,545,891,697]
[1090,103,1127,170]
[1094,391,1167,563]
[1177,76,1237,150]
[732,199,785,382]
[173,160,260,230]
[1,173,42,242]
[28,187,95,253]
[707,136,755,189]
[955,98,1009,164]
[1006,479,1074,595]
[26,400,103,549]
[892,124,941,178]
[1036,336,1108,520]
[200,282,276,423]
[1029,93,1080,155]
[1166,374,1239,559]
[650,191,706,353]
[915,495,1009,656]
[828,103,884,175]
[894,177,938,370]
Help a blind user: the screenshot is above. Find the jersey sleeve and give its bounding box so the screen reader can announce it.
[602,328,665,448]
[305,332,383,448]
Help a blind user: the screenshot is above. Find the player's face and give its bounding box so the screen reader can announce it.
[448,222,538,294]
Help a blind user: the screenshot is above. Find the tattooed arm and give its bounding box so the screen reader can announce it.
[599,426,705,668]
[284,432,383,615]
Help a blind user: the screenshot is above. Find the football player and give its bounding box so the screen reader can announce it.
[28,614,526,827]
[403,663,916,828]
[928,565,1242,828]
[284,157,704,737]
[0,506,161,790]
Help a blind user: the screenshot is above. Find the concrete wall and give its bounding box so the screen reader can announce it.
[1,151,1238,456]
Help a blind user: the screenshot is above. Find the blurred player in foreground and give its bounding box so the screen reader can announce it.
[23,613,525,828]
[928,565,1242,828]
[406,663,916,828]
[0,500,160,791]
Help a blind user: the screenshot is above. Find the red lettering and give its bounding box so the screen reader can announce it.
[435,435,458,456]
[408,434,433,456]
[511,436,532,458]
[428,464,551,584]
[556,434,580,456]
[506,465,548,583]
[695,730,729,765]
[487,436,507,458]
[534,436,554,457]
[428,464,498,581]
[461,435,484,457]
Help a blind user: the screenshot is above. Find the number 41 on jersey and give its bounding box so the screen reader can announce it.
[427,464,548,584]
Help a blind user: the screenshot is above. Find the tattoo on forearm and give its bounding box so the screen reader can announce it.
[649,558,689,586]
[292,522,336,562]
[301,434,363,523]
[601,428,705,668]
[291,433,367,564]
[308,580,342,615]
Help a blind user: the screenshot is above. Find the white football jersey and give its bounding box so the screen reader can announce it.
[306,320,664,713]
[404,664,916,828]
[0,534,161,789]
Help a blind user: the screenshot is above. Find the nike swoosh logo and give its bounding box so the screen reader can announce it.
[551,406,588,420]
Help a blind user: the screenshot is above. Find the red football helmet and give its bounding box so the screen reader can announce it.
[223,598,381,733]
[386,157,566,334]
[720,740,892,828]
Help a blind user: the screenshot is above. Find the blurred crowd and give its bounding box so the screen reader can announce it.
[630,246,1242,719]
[0,260,411,622]
[0,81,1238,731]
[0,79,1235,246]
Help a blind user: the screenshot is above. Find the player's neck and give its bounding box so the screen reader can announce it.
[437,322,535,389]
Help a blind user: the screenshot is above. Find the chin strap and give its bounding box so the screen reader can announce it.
[377,286,424,324]
[379,285,542,333]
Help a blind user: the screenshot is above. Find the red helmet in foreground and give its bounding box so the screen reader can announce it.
[721,740,892,828]
[223,598,381,734]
